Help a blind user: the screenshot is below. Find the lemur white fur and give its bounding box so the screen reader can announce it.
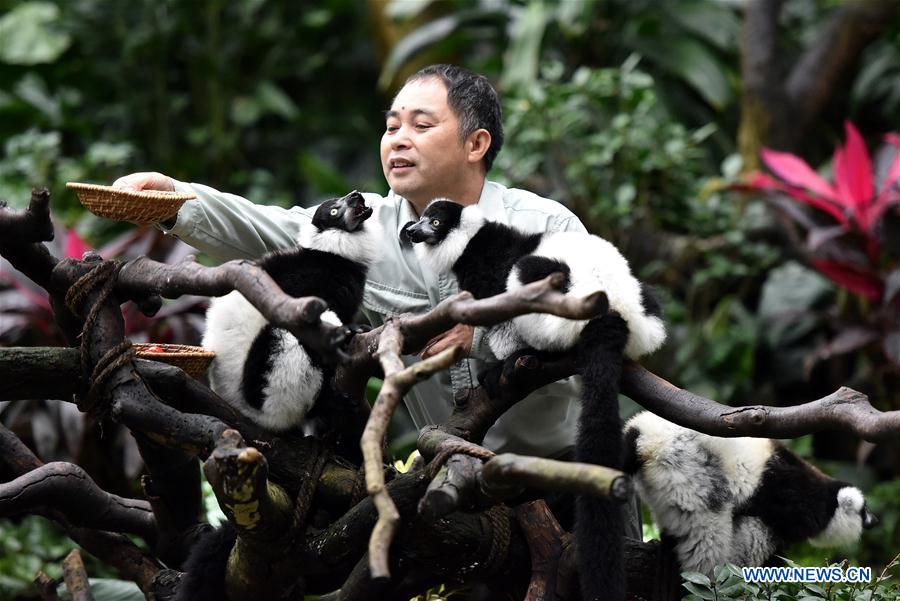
[625,411,874,574]
[413,201,665,360]
[202,210,381,431]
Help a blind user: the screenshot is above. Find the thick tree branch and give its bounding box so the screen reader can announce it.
[0,462,156,541]
[621,363,900,440]
[117,255,348,362]
[0,424,163,593]
[516,500,565,601]
[482,454,632,502]
[0,188,54,243]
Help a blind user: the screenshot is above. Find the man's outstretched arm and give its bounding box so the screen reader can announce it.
[113,171,311,262]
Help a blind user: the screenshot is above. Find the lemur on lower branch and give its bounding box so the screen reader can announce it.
[624,411,878,575]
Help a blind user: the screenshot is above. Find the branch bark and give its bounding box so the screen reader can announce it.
[0,462,156,541]
[62,549,94,601]
[621,363,900,441]
[0,188,54,243]
[360,317,463,579]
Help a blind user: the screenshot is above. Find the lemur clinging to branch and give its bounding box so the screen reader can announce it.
[404,198,665,601]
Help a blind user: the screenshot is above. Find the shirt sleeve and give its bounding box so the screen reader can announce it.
[160,180,314,262]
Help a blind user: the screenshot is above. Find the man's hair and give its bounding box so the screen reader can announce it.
[405,64,504,172]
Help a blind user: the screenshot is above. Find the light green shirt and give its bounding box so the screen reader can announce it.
[165,179,586,457]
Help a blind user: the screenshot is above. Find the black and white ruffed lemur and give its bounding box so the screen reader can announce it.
[623,411,879,576]
[181,192,380,601]
[202,190,381,433]
[403,199,666,601]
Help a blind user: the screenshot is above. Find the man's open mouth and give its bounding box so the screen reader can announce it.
[390,158,415,170]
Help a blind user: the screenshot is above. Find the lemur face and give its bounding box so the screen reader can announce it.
[811,486,878,548]
[402,199,464,245]
[313,191,373,233]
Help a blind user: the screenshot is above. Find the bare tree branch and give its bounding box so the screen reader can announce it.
[621,363,900,440]
[360,317,463,579]
[0,188,54,243]
[0,424,163,593]
[62,549,94,601]
[33,570,61,601]
[516,500,565,601]
[482,454,632,502]
[0,462,156,541]
[116,255,348,362]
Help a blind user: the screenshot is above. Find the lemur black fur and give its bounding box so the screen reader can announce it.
[623,412,879,575]
[203,190,381,433]
[404,199,666,601]
[173,522,236,601]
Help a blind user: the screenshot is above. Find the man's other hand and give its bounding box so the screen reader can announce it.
[112,172,175,192]
[421,323,473,359]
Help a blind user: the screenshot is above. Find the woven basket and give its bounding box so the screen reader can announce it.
[134,343,215,379]
[67,182,196,225]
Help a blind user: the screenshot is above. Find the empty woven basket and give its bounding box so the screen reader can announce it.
[67,182,196,225]
[134,343,215,379]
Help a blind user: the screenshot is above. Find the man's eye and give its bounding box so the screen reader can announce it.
[431,219,440,227]
[416,123,433,130]
[330,208,339,216]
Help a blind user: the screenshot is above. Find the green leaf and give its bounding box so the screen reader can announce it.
[632,37,733,109]
[379,8,506,89]
[0,3,71,65]
[682,581,715,599]
[683,571,712,587]
[256,81,299,121]
[665,0,741,51]
[501,1,548,90]
[386,0,436,20]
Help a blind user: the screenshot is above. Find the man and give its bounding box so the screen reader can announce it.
[115,64,590,460]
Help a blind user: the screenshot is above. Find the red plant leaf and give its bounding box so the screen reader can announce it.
[64,229,93,260]
[833,122,875,229]
[811,258,884,301]
[761,148,838,201]
[740,172,849,225]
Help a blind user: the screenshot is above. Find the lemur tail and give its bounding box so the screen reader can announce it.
[575,314,629,601]
[174,521,236,601]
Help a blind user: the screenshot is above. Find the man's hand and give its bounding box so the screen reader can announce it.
[112,172,175,192]
[421,323,473,359]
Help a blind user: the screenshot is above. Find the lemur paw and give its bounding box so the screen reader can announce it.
[579,312,629,354]
[478,362,504,398]
[347,323,372,335]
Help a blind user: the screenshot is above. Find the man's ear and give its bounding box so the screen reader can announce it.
[466,129,491,165]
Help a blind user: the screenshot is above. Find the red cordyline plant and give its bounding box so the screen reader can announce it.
[740,121,900,369]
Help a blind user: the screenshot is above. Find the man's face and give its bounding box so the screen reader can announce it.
[380,77,470,206]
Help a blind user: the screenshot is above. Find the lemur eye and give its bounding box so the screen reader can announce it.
[330,208,339,216]
[431,219,440,227]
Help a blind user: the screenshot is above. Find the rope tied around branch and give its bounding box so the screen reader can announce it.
[482,504,511,575]
[426,439,496,480]
[289,442,330,540]
[64,259,132,419]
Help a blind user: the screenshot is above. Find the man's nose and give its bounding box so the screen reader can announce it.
[390,125,412,149]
